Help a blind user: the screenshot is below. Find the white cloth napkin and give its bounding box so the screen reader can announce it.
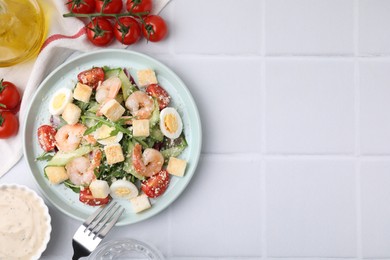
[0,0,170,178]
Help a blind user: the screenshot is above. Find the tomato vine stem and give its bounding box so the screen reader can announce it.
[63,11,149,19]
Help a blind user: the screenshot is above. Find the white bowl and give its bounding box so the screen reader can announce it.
[0,184,51,260]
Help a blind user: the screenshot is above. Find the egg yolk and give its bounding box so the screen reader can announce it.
[97,125,115,140]
[115,188,131,197]
[164,114,178,134]
[53,93,66,109]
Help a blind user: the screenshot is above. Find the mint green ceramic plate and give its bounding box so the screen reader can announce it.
[23,49,202,226]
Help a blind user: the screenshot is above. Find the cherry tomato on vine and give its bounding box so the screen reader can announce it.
[67,0,95,14]
[0,112,18,139]
[86,17,114,46]
[0,80,21,112]
[37,125,57,152]
[141,170,170,198]
[114,17,141,45]
[142,15,168,42]
[95,0,123,14]
[146,84,170,110]
[126,0,152,15]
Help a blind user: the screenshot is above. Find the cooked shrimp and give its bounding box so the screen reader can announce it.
[132,143,164,177]
[66,150,102,186]
[96,77,122,104]
[95,77,122,116]
[66,156,95,186]
[120,116,133,125]
[125,91,154,119]
[55,124,87,152]
[83,134,97,145]
[89,149,102,169]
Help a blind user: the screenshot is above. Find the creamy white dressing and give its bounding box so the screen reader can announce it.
[0,187,48,260]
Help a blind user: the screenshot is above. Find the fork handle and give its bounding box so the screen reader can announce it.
[72,240,91,260]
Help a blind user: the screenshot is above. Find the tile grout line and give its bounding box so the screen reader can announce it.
[201,153,390,161]
[261,0,267,258]
[171,53,390,59]
[168,1,175,57]
[353,0,363,258]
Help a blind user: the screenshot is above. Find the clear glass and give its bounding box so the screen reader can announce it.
[88,239,165,260]
[0,0,46,67]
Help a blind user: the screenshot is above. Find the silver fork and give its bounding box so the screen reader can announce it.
[72,201,125,260]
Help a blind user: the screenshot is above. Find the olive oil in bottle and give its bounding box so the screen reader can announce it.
[0,0,45,66]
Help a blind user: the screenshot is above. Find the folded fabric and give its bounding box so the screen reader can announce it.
[0,0,170,178]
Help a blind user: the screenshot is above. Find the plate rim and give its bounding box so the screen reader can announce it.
[22,49,202,225]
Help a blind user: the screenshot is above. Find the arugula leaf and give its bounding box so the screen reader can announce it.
[84,121,103,136]
[74,100,89,114]
[64,180,81,193]
[81,115,132,136]
[36,152,54,162]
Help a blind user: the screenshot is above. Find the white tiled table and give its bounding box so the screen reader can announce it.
[2,0,390,259]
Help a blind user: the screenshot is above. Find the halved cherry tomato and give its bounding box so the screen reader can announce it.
[142,15,168,42]
[141,170,170,198]
[126,0,152,15]
[86,17,114,47]
[67,0,95,14]
[146,84,170,110]
[0,79,21,112]
[79,187,111,206]
[95,0,123,14]
[77,67,105,89]
[37,125,57,152]
[114,17,141,45]
[0,112,18,139]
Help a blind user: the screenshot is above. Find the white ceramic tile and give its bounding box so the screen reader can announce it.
[265,0,354,55]
[266,159,357,257]
[360,161,390,258]
[265,59,355,154]
[107,208,170,256]
[359,61,390,155]
[172,0,262,54]
[170,155,262,257]
[359,0,390,55]
[164,57,262,154]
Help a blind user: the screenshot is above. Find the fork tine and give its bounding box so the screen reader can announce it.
[96,206,125,238]
[83,204,106,226]
[90,204,121,237]
[83,202,116,226]
[86,202,117,232]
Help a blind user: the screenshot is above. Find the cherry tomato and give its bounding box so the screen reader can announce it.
[86,17,114,46]
[141,170,170,198]
[77,67,105,89]
[79,187,111,206]
[37,125,57,152]
[0,112,18,139]
[126,0,152,15]
[146,84,170,110]
[114,17,141,45]
[67,0,95,14]
[0,80,21,111]
[142,15,168,42]
[95,0,123,14]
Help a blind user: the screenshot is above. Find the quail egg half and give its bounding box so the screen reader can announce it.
[48,88,73,115]
[159,107,183,139]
